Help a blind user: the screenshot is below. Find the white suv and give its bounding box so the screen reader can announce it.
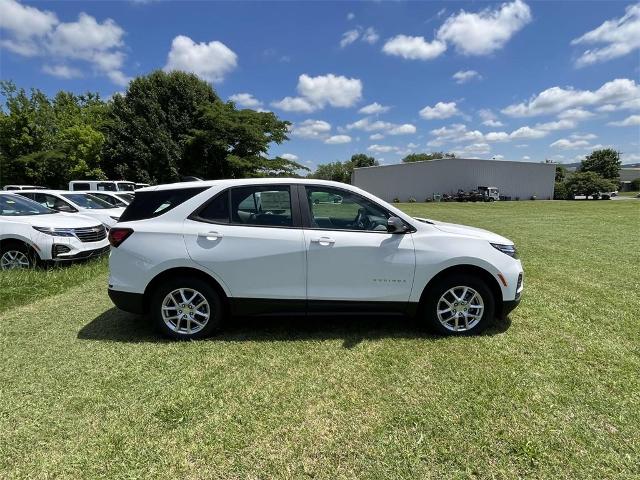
[108,179,523,339]
[0,193,109,269]
[17,190,125,229]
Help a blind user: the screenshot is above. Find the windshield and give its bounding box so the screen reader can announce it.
[118,182,136,191]
[93,193,128,207]
[116,193,135,203]
[0,194,55,216]
[61,193,113,209]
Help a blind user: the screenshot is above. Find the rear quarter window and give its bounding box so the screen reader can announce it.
[119,187,208,222]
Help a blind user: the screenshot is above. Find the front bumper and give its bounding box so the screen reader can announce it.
[502,297,521,318]
[108,289,146,314]
[53,244,110,261]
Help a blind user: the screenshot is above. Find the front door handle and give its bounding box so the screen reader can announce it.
[311,236,335,246]
[198,231,223,240]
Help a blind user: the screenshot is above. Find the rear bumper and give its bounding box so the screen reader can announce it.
[108,289,146,314]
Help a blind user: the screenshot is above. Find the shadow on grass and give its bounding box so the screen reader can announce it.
[78,308,511,348]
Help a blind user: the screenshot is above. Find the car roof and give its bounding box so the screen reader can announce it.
[18,189,89,194]
[139,178,354,192]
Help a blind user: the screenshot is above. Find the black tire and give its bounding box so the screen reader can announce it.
[0,242,37,270]
[420,273,495,335]
[150,276,224,340]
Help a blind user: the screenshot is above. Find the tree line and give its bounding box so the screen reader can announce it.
[0,71,304,189]
[554,149,622,199]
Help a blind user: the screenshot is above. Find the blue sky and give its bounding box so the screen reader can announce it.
[1,0,639,169]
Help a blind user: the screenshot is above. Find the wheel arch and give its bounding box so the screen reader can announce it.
[143,266,230,314]
[0,236,42,261]
[419,264,504,315]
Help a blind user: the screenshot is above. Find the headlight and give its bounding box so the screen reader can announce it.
[490,243,518,258]
[32,226,75,237]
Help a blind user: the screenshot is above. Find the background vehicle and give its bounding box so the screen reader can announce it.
[107,179,523,340]
[135,183,150,189]
[16,190,125,229]
[69,180,136,192]
[477,186,500,201]
[88,191,132,207]
[3,185,47,191]
[0,193,108,269]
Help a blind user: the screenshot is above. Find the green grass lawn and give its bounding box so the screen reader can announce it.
[1,200,639,479]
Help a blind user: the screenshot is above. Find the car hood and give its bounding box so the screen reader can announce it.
[4,213,102,228]
[415,217,512,244]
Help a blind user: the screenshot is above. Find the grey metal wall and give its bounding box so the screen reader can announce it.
[352,158,556,201]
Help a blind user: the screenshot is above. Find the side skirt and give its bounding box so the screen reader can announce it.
[230,298,418,317]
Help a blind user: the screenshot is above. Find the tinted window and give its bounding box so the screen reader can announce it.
[195,190,230,223]
[29,193,77,212]
[0,194,54,216]
[231,186,293,227]
[92,192,127,207]
[72,183,90,191]
[61,193,113,209]
[118,182,136,191]
[98,182,117,191]
[305,186,390,231]
[119,187,208,222]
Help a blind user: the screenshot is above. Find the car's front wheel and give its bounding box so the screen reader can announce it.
[422,273,495,335]
[0,243,36,270]
[150,277,223,340]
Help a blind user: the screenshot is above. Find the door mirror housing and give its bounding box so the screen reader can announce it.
[387,216,408,233]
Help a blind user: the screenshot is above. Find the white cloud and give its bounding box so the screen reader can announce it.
[325,135,352,144]
[550,138,590,150]
[165,35,237,83]
[522,155,531,160]
[340,29,360,48]
[362,27,380,44]
[347,12,355,21]
[382,35,446,60]
[452,70,481,84]
[368,144,396,153]
[359,102,391,115]
[535,119,576,131]
[570,133,597,140]
[280,153,299,161]
[419,101,459,120]
[608,115,640,127]
[454,143,491,155]
[42,64,82,79]
[229,93,263,108]
[485,131,510,142]
[572,4,640,67]
[290,119,332,139]
[502,78,640,117]
[509,126,546,139]
[437,0,531,56]
[483,119,504,127]
[389,124,417,135]
[271,96,315,113]
[274,73,362,113]
[558,108,595,120]
[347,118,393,132]
[340,26,379,48]
[370,133,384,140]
[492,154,505,160]
[429,123,484,144]
[0,2,129,85]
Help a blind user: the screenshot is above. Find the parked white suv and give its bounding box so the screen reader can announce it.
[0,193,109,269]
[108,179,523,339]
[17,190,125,229]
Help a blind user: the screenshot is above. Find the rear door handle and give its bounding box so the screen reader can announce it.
[311,236,335,246]
[198,231,223,240]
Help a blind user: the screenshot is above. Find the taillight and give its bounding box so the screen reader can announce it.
[108,227,133,247]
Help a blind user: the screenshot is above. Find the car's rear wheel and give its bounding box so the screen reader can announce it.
[0,243,35,270]
[150,277,223,340]
[421,273,495,335]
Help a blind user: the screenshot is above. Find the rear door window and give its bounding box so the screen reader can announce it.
[119,187,208,222]
[230,186,293,227]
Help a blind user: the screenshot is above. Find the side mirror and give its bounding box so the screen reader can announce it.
[387,216,408,233]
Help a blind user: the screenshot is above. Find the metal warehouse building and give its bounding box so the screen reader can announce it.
[352,158,556,202]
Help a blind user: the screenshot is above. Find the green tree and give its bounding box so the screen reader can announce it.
[579,148,621,180]
[555,164,567,182]
[312,161,350,183]
[402,152,455,163]
[564,171,617,199]
[630,177,640,191]
[349,153,377,168]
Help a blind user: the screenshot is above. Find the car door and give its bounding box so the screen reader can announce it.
[301,185,416,310]
[183,184,307,311]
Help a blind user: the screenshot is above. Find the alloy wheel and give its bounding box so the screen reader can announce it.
[436,286,484,332]
[0,250,31,270]
[161,288,211,335]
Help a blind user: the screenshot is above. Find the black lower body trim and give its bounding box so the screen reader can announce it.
[55,245,110,261]
[231,298,415,317]
[502,298,521,318]
[108,289,146,314]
